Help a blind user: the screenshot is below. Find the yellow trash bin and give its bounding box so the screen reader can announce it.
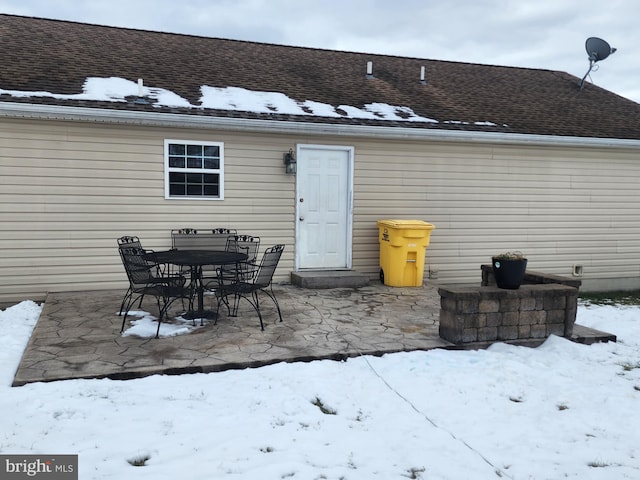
[377,219,435,287]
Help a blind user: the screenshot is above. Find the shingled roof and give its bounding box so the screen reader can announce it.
[1,14,640,140]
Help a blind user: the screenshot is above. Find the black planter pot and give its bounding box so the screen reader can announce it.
[492,258,528,289]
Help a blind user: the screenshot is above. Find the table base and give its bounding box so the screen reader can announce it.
[181,309,218,321]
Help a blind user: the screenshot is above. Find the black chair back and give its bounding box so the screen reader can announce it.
[118,246,156,288]
[226,235,260,261]
[253,244,285,288]
[117,235,143,249]
[171,228,237,250]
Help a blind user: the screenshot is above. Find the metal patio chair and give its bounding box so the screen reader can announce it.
[215,244,285,330]
[118,245,192,338]
[212,234,261,312]
[116,236,162,316]
[219,234,261,281]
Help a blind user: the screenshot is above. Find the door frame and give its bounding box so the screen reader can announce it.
[294,144,355,270]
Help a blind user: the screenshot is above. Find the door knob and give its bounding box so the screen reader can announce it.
[299,216,304,221]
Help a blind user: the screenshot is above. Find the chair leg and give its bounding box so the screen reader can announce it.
[118,289,144,317]
[221,293,232,316]
[155,313,163,338]
[119,288,133,316]
[155,297,168,339]
[120,309,129,333]
[261,286,283,323]
[188,289,197,326]
[252,291,265,330]
[231,292,241,317]
[158,293,189,337]
[214,294,222,325]
[120,292,142,332]
[119,289,148,334]
[230,291,264,330]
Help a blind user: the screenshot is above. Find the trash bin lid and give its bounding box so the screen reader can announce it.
[377,219,435,230]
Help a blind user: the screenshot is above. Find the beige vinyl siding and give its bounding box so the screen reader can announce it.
[1,116,640,303]
[352,140,640,289]
[0,119,297,302]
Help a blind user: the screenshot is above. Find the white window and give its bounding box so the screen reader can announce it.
[164,140,224,200]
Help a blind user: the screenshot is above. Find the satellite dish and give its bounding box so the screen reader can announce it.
[578,37,616,90]
[585,37,616,62]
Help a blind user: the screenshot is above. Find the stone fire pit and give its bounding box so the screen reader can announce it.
[438,266,581,345]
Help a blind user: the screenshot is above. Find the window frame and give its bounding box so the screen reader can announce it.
[164,139,225,200]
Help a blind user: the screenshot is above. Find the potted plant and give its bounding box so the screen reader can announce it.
[492,251,527,289]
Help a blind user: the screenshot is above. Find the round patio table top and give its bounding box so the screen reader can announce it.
[147,249,247,266]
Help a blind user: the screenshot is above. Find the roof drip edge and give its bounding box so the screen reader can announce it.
[1,102,639,149]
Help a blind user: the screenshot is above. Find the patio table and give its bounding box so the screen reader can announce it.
[146,249,247,321]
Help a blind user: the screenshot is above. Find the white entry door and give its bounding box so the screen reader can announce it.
[296,145,353,269]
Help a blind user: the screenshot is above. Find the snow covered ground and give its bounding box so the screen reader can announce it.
[0,299,639,479]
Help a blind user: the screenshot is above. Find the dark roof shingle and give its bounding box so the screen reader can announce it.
[1,14,639,140]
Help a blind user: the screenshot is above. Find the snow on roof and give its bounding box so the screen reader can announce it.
[0,76,500,126]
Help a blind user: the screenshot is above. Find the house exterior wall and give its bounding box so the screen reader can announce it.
[0,118,300,303]
[1,117,639,303]
[354,138,640,291]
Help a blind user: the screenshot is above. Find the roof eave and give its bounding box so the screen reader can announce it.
[1,101,640,149]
